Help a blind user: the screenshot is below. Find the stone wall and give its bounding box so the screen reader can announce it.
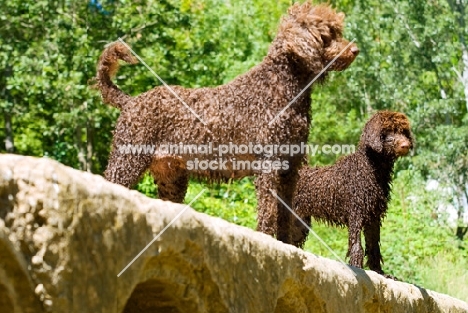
[1,154,467,313]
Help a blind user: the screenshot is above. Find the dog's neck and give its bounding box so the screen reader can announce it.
[264,50,327,87]
[358,147,396,195]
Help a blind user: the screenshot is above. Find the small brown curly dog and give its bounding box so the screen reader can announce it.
[93,2,359,243]
[292,111,413,275]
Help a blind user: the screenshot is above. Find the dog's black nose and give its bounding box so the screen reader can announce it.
[400,142,410,150]
[350,46,360,55]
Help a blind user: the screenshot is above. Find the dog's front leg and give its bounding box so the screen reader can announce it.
[291,214,311,248]
[255,172,280,238]
[275,166,301,244]
[347,220,364,268]
[255,168,297,244]
[364,219,384,274]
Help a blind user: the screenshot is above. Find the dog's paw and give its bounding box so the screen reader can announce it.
[382,273,399,281]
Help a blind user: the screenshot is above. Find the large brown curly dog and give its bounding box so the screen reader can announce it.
[292,111,413,275]
[93,2,359,243]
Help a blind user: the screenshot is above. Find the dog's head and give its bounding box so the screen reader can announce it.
[272,2,359,73]
[359,111,414,158]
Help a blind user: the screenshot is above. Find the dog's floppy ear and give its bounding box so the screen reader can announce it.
[273,2,329,71]
[360,114,383,153]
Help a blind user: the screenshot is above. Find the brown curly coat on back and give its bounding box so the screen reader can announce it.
[292,111,413,275]
[93,2,359,243]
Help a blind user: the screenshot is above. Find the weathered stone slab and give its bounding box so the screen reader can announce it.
[0,155,467,312]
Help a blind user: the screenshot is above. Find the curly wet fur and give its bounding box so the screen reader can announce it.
[93,2,359,243]
[292,111,413,275]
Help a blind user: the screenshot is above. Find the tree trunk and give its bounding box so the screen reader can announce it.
[455,184,468,241]
[76,122,94,172]
[2,64,14,153]
[447,0,468,111]
[456,226,467,240]
[461,47,468,112]
[4,111,14,153]
[86,121,94,173]
[76,127,87,171]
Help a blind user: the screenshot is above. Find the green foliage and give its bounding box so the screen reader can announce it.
[135,173,257,228]
[136,173,158,199]
[186,178,257,229]
[419,254,468,301]
[382,170,468,282]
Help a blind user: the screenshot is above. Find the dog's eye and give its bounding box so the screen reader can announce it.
[383,135,394,143]
[321,34,332,46]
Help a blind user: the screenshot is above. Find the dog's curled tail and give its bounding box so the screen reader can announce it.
[92,42,138,110]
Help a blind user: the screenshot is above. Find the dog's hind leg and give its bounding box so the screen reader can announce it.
[104,114,155,188]
[150,157,189,203]
[104,149,152,188]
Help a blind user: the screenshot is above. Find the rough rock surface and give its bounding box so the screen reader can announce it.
[0,154,467,313]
